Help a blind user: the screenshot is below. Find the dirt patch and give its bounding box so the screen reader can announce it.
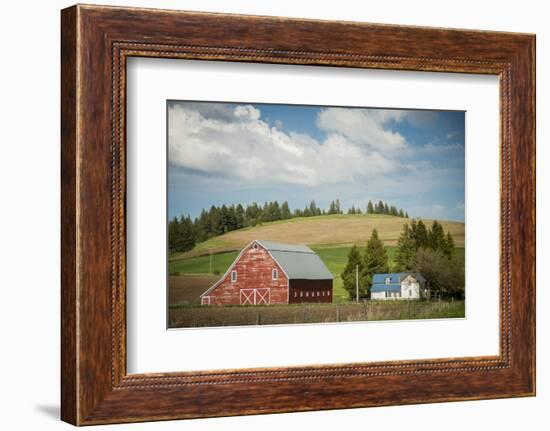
[168,274,221,305]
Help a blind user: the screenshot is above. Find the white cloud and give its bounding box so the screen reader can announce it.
[316,108,407,152]
[168,103,398,187]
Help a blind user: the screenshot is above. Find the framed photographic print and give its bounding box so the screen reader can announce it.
[61,4,535,425]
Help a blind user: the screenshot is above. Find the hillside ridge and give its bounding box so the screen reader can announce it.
[171,214,465,261]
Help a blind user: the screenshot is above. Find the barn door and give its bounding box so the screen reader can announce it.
[255,288,270,305]
[240,288,270,305]
[240,289,255,305]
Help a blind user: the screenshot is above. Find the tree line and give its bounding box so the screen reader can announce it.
[168,199,409,253]
[341,219,464,300]
[366,200,408,218]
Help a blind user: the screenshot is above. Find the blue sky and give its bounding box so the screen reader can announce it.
[168,101,465,222]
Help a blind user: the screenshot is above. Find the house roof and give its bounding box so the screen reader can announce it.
[201,240,333,297]
[371,283,402,293]
[372,272,425,285]
[256,240,333,280]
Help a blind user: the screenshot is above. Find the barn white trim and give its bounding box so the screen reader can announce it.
[199,240,257,298]
[200,296,211,305]
[239,288,271,305]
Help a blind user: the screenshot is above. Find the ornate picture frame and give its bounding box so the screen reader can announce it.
[61,4,535,425]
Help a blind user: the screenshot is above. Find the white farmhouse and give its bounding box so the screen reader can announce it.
[370,273,426,300]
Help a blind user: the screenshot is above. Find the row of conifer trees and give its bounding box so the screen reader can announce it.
[168,199,408,253]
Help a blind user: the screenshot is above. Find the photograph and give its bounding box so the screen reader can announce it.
[167,100,466,328]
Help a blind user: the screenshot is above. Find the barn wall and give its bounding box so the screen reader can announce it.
[205,244,289,305]
[289,279,333,303]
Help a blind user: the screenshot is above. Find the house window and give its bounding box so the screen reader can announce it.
[300,292,303,297]
[385,277,391,285]
[231,270,237,282]
[253,243,258,250]
[317,291,320,297]
[409,290,412,297]
[306,291,309,297]
[294,291,297,298]
[272,269,278,280]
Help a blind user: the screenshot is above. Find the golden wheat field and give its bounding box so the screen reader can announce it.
[176,214,465,258]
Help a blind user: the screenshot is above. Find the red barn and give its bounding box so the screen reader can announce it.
[200,240,333,305]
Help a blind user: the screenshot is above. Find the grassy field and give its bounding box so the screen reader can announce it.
[167,213,465,309]
[169,252,239,276]
[170,213,465,259]
[168,300,465,328]
[168,245,464,305]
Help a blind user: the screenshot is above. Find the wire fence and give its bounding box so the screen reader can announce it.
[168,300,465,328]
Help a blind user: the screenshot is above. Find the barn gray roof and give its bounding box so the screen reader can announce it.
[256,240,333,280]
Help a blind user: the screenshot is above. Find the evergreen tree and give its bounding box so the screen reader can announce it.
[168,217,180,253]
[220,204,230,233]
[281,201,291,219]
[395,223,417,271]
[309,200,318,217]
[171,215,196,252]
[398,209,405,218]
[348,205,356,214]
[384,203,390,215]
[328,200,336,214]
[261,202,270,222]
[208,205,222,235]
[335,199,342,214]
[376,200,385,214]
[356,207,362,214]
[428,220,446,251]
[415,219,429,249]
[235,204,245,229]
[409,218,417,244]
[245,202,261,226]
[390,205,398,216]
[362,229,390,296]
[367,200,374,214]
[272,201,282,221]
[196,209,209,242]
[405,212,409,218]
[227,205,237,231]
[442,231,456,259]
[341,245,368,299]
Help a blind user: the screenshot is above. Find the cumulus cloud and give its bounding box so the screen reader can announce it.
[316,108,407,152]
[168,103,399,187]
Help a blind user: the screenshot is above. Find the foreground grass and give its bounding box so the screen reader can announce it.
[168,300,465,328]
